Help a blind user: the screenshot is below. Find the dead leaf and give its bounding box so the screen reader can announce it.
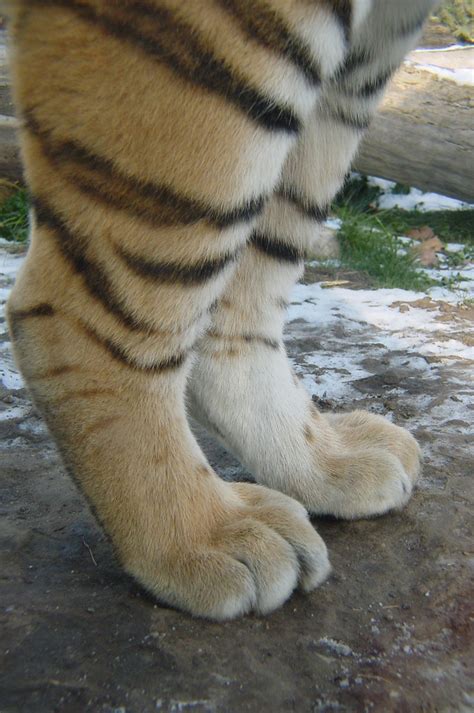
[320,280,351,288]
[407,226,436,242]
[412,236,444,266]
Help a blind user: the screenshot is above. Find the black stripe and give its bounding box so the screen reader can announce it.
[81,321,187,374]
[342,68,394,98]
[277,188,329,222]
[331,0,352,43]
[216,199,266,228]
[30,365,80,381]
[217,0,321,86]
[336,48,372,78]
[275,297,290,310]
[319,0,352,43]
[389,12,428,41]
[322,105,371,131]
[9,303,55,320]
[9,294,187,374]
[335,13,428,80]
[241,333,280,350]
[23,110,265,230]
[250,232,305,263]
[208,329,280,351]
[116,245,240,286]
[8,303,55,339]
[31,0,300,134]
[32,196,157,334]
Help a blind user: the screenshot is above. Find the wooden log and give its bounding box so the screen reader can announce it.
[0,33,21,183]
[0,33,14,118]
[0,113,21,183]
[355,48,474,203]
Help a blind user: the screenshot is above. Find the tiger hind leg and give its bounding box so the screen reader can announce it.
[189,1,434,519]
[5,1,348,617]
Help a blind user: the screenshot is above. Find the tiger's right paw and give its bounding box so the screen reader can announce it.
[126,482,331,620]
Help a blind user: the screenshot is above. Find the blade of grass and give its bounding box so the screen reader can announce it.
[0,187,29,243]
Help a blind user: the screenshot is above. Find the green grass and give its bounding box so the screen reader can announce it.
[334,208,436,291]
[331,175,474,291]
[336,175,474,245]
[0,187,29,242]
[378,208,474,246]
[432,0,474,43]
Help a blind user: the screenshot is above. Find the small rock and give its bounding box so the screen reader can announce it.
[317,637,354,657]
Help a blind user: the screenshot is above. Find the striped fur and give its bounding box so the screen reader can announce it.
[5,0,435,619]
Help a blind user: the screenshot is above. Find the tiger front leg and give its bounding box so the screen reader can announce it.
[7,0,344,617]
[8,276,329,618]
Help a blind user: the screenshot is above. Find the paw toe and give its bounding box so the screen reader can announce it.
[220,518,300,615]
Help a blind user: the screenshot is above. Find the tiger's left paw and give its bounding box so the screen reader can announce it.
[302,410,422,519]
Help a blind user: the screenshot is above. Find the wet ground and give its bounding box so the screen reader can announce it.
[1,245,473,713]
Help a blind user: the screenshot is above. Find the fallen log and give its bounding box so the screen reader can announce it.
[354,47,474,203]
[0,34,21,182]
[0,114,21,183]
[0,37,472,201]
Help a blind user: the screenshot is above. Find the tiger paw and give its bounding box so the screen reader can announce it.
[303,410,422,519]
[125,481,331,620]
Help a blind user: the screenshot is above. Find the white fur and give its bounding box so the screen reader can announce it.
[189,0,431,522]
[294,7,347,78]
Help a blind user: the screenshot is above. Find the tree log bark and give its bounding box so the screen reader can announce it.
[354,48,474,203]
[0,35,21,183]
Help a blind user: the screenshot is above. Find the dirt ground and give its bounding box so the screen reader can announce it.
[1,245,473,713]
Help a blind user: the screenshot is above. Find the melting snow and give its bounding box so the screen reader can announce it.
[367,177,472,212]
[405,59,474,86]
[289,283,474,360]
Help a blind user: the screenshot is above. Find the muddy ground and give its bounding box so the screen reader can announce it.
[1,247,473,713]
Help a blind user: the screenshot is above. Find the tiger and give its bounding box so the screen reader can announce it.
[3,0,437,620]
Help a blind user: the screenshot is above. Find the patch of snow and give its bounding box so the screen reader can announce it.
[0,287,12,302]
[365,175,473,212]
[18,419,46,435]
[324,217,343,231]
[380,190,470,213]
[427,285,468,302]
[0,250,26,279]
[0,365,23,391]
[0,404,29,421]
[297,350,372,401]
[444,243,466,253]
[421,265,474,294]
[412,45,472,53]
[405,59,474,86]
[0,435,36,451]
[366,176,396,193]
[289,283,474,361]
[1,249,26,393]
